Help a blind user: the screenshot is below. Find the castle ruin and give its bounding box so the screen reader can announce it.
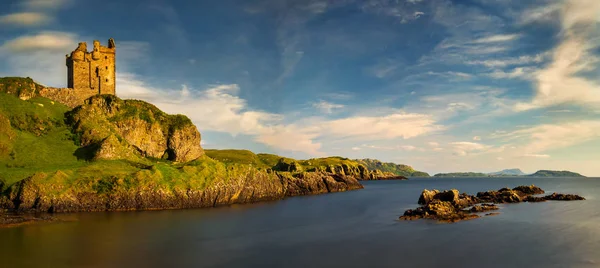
[20,38,119,108]
[66,39,116,95]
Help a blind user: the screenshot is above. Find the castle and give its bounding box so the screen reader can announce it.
[66,39,116,95]
[20,38,118,108]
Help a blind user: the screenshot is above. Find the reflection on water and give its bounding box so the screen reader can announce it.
[2,177,600,268]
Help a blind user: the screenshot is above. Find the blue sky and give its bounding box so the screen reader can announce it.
[1,0,600,176]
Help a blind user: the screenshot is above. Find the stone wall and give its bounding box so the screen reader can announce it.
[39,87,100,108]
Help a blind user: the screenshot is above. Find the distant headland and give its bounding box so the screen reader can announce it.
[433,169,585,178]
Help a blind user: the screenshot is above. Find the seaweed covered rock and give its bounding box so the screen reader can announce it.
[66,95,204,162]
[401,185,584,223]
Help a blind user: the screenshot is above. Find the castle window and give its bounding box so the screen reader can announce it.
[105,56,107,59]
[105,66,108,70]
[106,79,109,82]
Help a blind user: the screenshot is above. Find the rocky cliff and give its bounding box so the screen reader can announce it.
[66,95,204,162]
[2,157,362,213]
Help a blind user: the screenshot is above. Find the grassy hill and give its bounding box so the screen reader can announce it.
[205,150,393,179]
[356,159,430,177]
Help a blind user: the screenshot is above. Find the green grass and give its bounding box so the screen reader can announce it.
[205,149,274,168]
[0,93,86,184]
[0,77,43,98]
[356,158,430,177]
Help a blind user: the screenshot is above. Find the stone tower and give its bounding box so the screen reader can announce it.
[66,38,116,95]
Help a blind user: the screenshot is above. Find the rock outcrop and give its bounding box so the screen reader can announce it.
[400,185,585,223]
[67,95,204,162]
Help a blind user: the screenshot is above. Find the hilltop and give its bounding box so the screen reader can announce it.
[488,169,526,176]
[527,170,585,177]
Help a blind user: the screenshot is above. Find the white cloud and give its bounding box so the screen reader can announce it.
[0,31,80,87]
[428,142,440,147]
[323,113,443,140]
[515,0,600,111]
[117,74,443,155]
[502,121,600,155]
[489,67,536,80]
[312,100,344,114]
[400,145,417,151]
[472,34,520,43]
[466,53,547,68]
[22,0,71,9]
[0,12,51,26]
[446,102,475,112]
[524,154,551,158]
[473,136,481,141]
[0,31,77,53]
[449,141,491,156]
[519,3,562,25]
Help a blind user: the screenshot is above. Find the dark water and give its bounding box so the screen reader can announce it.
[2,177,600,268]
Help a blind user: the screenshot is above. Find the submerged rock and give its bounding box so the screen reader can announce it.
[400,185,584,223]
[544,193,585,201]
[467,204,498,213]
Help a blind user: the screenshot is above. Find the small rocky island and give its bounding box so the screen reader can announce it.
[400,185,585,223]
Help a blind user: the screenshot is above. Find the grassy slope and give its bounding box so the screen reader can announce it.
[356,159,430,177]
[205,150,365,172]
[0,93,85,184]
[0,93,267,193]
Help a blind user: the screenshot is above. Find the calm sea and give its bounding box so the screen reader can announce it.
[2,177,600,268]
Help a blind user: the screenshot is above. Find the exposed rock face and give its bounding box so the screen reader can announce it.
[67,95,204,162]
[93,134,138,160]
[367,169,408,180]
[400,185,584,223]
[418,189,440,205]
[3,169,362,214]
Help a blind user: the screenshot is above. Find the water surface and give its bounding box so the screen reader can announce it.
[2,177,600,268]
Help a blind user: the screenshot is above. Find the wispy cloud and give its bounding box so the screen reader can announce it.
[515,0,600,111]
[0,12,51,26]
[312,100,344,114]
[21,0,71,9]
[523,154,551,158]
[466,53,547,68]
[0,31,79,87]
[495,120,600,155]
[472,34,521,43]
[488,66,537,80]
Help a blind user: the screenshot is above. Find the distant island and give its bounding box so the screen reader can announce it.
[488,168,526,176]
[434,169,585,178]
[527,170,585,177]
